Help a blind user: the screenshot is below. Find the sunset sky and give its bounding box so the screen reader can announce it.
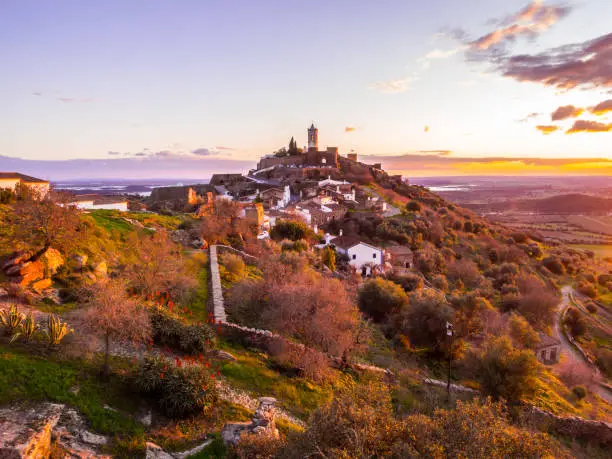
[1,0,612,178]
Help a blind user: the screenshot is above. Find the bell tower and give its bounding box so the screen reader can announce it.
[307,123,318,150]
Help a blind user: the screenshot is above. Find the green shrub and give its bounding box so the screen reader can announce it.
[358,278,408,322]
[542,257,565,275]
[135,356,218,418]
[270,220,311,241]
[406,200,421,212]
[321,246,336,271]
[572,385,587,400]
[150,309,215,354]
[219,253,246,282]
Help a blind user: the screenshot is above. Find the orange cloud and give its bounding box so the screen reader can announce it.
[345,126,356,133]
[536,125,560,135]
[566,120,612,134]
[590,99,612,116]
[551,105,583,121]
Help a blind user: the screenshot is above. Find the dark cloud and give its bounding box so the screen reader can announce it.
[536,125,560,135]
[590,99,612,116]
[566,120,612,134]
[551,105,584,121]
[500,32,612,90]
[192,148,218,156]
[31,92,42,96]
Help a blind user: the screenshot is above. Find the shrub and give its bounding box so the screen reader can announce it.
[466,336,540,404]
[358,278,408,322]
[219,252,247,282]
[576,281,597,298]
[387,273,423,292]
[542,256,565,275]
[572,385,587,400]
[43,314,74,345]
[564,308,586,338]
[135,356,218,418]
[321,246,336,272]
[270,220,311,241]
[586,302,597,314]
[508,313,540,349]
[150,309,215,354]
[231,431,286,459]
[597,273,612,286]
[406,200,421,212]
[0,304,25,336]
[10,312,40,343]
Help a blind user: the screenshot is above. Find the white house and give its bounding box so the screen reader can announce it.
[69,194,129,211]
[0,172,50,197]
[330,235,384,276]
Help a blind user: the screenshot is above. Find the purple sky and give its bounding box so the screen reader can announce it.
[1,1,612,179]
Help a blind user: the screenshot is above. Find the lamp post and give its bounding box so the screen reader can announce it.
[446,321,454,401]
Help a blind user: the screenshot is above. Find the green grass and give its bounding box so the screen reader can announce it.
[185,254,209,323]
[217,340,345,420]
[188,434,228,458]
[86,210,183,236]
[87,210,134,234]
[0,344,145,455]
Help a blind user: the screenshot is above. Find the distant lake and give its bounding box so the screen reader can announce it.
[53,179,210,197]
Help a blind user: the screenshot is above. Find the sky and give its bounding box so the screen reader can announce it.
[1,0,612,179]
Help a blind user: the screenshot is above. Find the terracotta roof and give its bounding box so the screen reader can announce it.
[331,236,367,250]
[535,332,561,349]
[0,172,48,183]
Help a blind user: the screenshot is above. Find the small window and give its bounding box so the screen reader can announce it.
[352,254,357,260]
[373,253,377,259]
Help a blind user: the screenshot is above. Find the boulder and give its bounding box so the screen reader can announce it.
[0,403,63,458]
[93,261,107,278]
[145,441,175,459]
[212,350,237,362]
[39,248,64,276]
[72,254,88,270]
[1,251,33,270]
[7,261,45,286]
[221,397,279,446]
[32,278,52,293]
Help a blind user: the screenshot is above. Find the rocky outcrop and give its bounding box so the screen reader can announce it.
[222,397,280,446]
[0,403,63,458]
[0,403,111,459]
[2,248,64,289]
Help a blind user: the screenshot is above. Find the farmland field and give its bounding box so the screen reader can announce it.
[568,215,612,236]
[568,244,612,259]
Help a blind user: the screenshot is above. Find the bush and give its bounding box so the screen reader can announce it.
[270,220,311,241]
[150,309,215,354]
[586,302,597,313]
[321,246,336,272]
[135,356,218,418]
[542,256,565,275]
[577,281,597,298]
[564,308,586,338]
[387,273,423,292]
[597,273,612,286]
[406,200,421,212]
[219,252,246,282]
[572,385,587,400]
[358,278,408,322]
[467,336,539,404]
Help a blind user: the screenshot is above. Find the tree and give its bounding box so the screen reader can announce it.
[392,289,454,354]
[564,307,586,338]
[126,230,196,301]
[200,200,248,244]
[270,220,311,241]
[321,246,336,272]
[9,189,82,259]
[508,312,540,349]
[468,336,540,404]
[81,279,151,377]
[358,278,407,322]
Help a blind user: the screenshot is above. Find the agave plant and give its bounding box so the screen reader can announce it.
[44,314,74,345]
[0,304,25,336]
[10,312,40,343]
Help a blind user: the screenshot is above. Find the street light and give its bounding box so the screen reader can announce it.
[446,321,454,401]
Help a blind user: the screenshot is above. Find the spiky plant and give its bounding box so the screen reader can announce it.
[0,304,25,336]
[44,314,73,345]
[10,312,40,343]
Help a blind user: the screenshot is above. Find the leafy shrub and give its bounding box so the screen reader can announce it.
[270,220,311,241]
[572,385,587,400]
[219,252,246,282]
[542,256,565,275]
[321,246,336,271]
[150,309,215,354]
[597,273,612,286]
[387,273,423,292]
[406,200,421,212]
[576,281,597,298]
[564,308,586,338]
[586,302,597,314]
[135,356,218,418]
[232,431,286,459]
[280,239,308,253]
[358,278,407,322]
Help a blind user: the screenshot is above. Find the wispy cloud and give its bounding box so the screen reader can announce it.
[566,120,612,134]
[215,146,235,151]
[418,150,452,156]
[58,97,94,103]
[369,76,416,94]
[536,125,560,134]
[192,148,221,156]
[517,112,541,123]
[31,92,42,96]
[551,105,584,121]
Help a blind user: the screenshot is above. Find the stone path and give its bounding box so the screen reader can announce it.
[209,245,227,323]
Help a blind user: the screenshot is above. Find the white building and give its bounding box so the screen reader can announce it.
[0,172,50,197]
[330,235,384,276]
[69,194,129,211]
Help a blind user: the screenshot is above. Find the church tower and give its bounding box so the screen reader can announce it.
[307,123,318,150]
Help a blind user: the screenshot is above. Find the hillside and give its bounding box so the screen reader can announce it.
[466,193,612,215]
[0,179,610,458]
